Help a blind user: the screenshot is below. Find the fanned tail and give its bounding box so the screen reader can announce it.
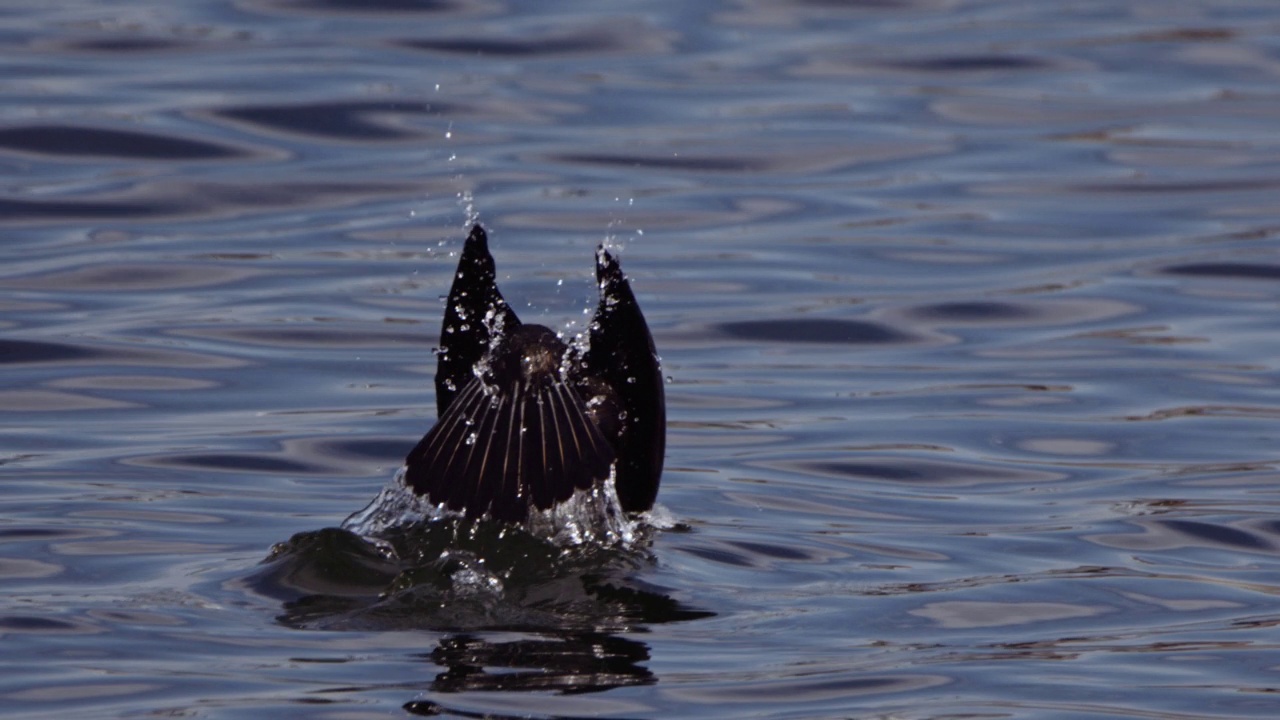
[404,375,616,522]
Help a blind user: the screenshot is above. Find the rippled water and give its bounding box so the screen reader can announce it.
[6,1,1280,717]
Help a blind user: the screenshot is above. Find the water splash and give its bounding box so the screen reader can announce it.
[457,189,477,228]
[340,467,452,535]
[341,466,645,551]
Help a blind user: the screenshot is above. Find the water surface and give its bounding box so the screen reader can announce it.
[5,1,1280,718]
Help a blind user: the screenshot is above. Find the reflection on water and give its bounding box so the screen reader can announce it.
[6,0,1280,718]
[422,632,654,694]
[251,516,710,698]
[254,519,711,629]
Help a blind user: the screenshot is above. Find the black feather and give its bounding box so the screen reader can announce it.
[582,247,666,513]
[434,225,520,417]
[404,225,664,521]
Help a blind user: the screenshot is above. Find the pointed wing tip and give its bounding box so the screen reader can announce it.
[596,245,624,285]
[459,224,497,276]
[436,223,505,415]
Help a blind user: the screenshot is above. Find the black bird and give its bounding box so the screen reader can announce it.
[403,225,665,523]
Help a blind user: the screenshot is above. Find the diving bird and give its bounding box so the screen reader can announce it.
[403,224,665,522]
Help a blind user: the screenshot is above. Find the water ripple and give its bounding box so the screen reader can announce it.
[215,100,445,141]
[398,18,674,57]
[0,125,251,160]
[717,318,916,345]
[7,2,1280,718]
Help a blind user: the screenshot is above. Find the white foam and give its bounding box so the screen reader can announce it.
[340,467,450,536]
[341,466,647,550]
[440,549,505,596]
[525,472,641,548]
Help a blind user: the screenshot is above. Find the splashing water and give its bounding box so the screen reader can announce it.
[458,189,477,228]
[339,467,452,535]
[340,466,646,550]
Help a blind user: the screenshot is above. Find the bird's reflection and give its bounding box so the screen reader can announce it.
[425,632,654,694]
[248,519,711,699]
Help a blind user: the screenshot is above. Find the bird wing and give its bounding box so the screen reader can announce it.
[434,224,521,417]
[582,247,666,513]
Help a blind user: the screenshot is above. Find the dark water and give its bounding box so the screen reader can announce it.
[6,1,1280,717]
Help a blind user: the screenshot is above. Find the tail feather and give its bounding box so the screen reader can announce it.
[405,375,615,522]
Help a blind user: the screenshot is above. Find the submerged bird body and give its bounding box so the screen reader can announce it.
[403,225,665,522]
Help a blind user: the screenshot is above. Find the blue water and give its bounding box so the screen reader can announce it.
[6,1,1280,717]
